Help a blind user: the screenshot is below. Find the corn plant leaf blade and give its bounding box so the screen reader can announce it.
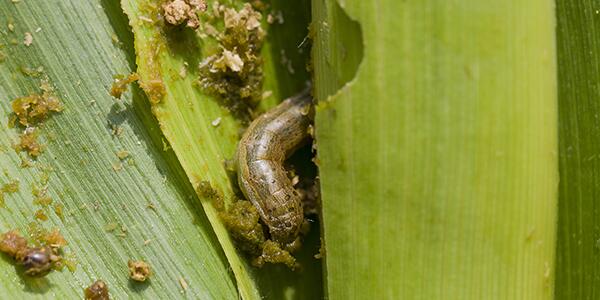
[556,0,600,298]
[0,0,238,298]
[313,0,558,299]
[121,0,322,299]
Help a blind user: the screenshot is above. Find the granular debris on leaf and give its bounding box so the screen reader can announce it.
[0,228,69,277]
[128,259,151,282]
[84,280,110,300]
[163,0,207,29]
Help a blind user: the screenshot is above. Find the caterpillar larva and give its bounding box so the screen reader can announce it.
[237,88,313,245]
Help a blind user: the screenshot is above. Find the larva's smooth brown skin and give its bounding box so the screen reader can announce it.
[237,90,313,245]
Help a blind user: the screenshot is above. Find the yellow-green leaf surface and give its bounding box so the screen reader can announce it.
[122,0,321,299]
[556,0,600,298]
[0,0,238,298]
[121,0,258,297]
[313,0,558,299]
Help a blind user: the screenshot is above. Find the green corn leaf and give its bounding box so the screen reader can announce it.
[9,0,600,299]
[556,0,600,298]
[0,0,238,298]
[121,0,321,299]
[313,0,558,299]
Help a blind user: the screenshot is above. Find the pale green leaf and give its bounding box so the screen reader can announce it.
[0,0,237,298]
[313,0,558,299]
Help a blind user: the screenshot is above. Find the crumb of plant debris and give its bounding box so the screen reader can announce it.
[104,222,118,232]
[110,73,139,99]
[0,180,19,207]
[111,124,124,137]
[198,3,265,121]
[34,209,48,221]
[116,150,129,160]
[211,117,221,127]
[32,184,52,207]
[43,229,67,250]
[163,0,207,29]
[223,5,261,30]
[19,156,34,168]
[179,277,188,291]
[27,222,45,244]
[140,79,166,104]
[111,34,122,48]
[0,230,27,257]
[23,32,33,46]
[14,127,43,158]
[2,179,20,194]
[112,162,123,172]
[179,64,187,78]
[54,203,64,221]
[220,200,265,255]
[314,245,324,259]
[27,223,67,249]
[128,260,151,282]
[11,80,63,127]
[267,10,284,25]
[252,240,298,270]
[146,202,157,211]
[84,280,110,300]
[261,90,272,100]
[33,195,52,207]
[308,124,315,137]
[195,180,223,209]
[19,65,44,78]
[37,167,52,186]
[212,49,244,72]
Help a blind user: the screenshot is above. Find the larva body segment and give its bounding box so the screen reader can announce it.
[237,90,313,244]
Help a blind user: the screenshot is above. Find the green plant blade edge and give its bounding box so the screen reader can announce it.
[555,0,600,298]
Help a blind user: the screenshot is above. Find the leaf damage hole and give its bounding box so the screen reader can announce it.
[313,0,364,102]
